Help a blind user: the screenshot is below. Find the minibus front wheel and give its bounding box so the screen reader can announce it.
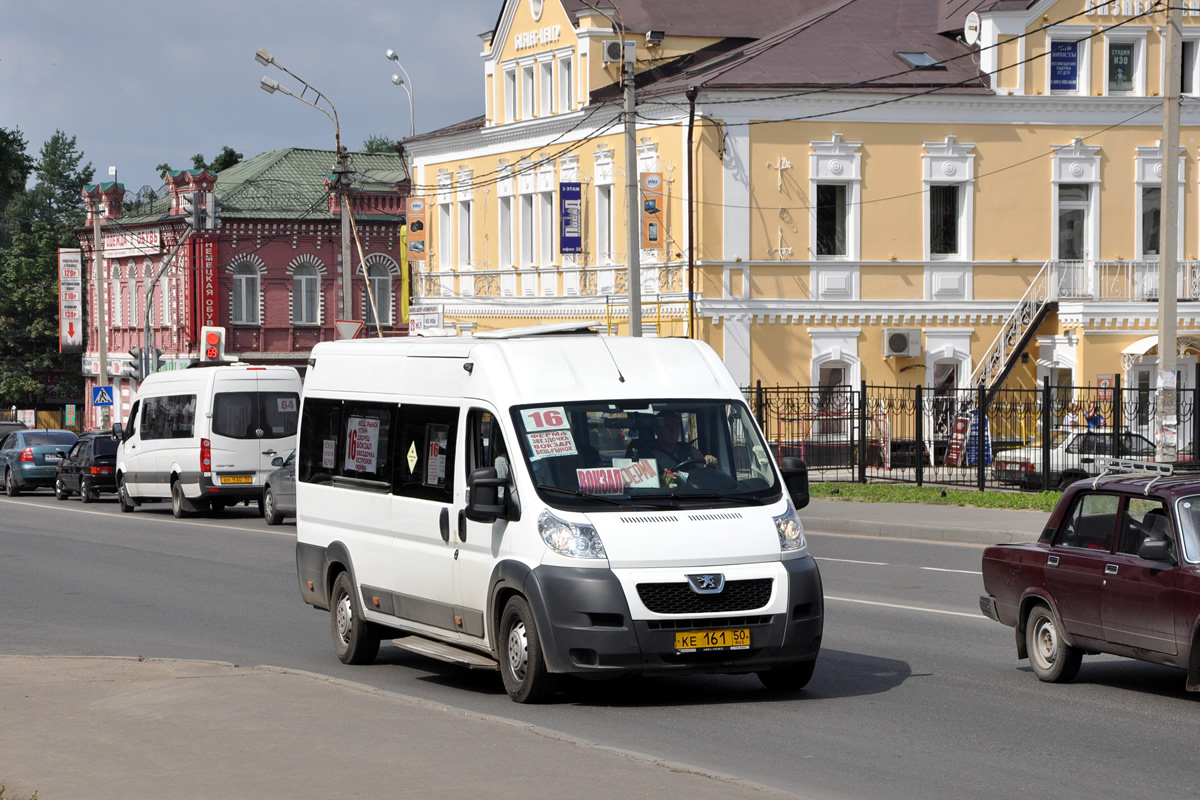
[498,595,557,704]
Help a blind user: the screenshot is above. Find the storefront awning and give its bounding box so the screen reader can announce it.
[1122,335,1159,356]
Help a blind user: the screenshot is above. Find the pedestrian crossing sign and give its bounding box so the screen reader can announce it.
[91,385,113,407]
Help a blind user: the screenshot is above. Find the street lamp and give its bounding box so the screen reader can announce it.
[256,47,352,321]
[385,49,416,139]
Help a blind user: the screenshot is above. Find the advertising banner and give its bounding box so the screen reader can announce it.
[559,182,583,254]
[640,172,663,250]
[407,198,427,261]
[197,236,218,329]
[1050,41,1079,92]
[58,249,83,353]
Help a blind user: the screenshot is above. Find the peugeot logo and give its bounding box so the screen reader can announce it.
[686,573,725,594]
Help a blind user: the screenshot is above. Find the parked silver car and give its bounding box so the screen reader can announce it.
[263,449,295,525]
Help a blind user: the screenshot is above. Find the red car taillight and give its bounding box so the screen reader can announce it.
[201,438,211,473]
[19,448,34,462]
[89,466,113,476]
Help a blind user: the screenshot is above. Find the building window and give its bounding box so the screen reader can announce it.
[365,263,392,327]
[1106,38,1141,95]
[292,263,319,324]
[1057,184,1090,261]
[1141,186,1161,258]
[438,201,452,270]
[111,264,122,328]
[127,269,138,330]
[499,196,513,267]
[232,262,260,325]
[929,185,960,256]
[144,261,155,328]
[814,184,846,256]
[540,60,554,114]
[596,184,613,263]
[521,64,534,119]
[504,68,516,122]
[538,188,554,266]
[458,200,473,267]
[1184,39,1199,95]
[519,193,535,266]
[559,54,573,110]
[1049,39,1084,94]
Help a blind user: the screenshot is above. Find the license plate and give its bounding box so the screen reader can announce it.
[220,475,253,484]
[674,628,750,653]
[43,453,61,461]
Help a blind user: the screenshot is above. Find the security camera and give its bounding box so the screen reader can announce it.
[646,30,665,46]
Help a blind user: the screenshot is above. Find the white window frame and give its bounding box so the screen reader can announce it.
[538,189,555,267]
[458,199,474,267]
[1051,139,1102,263]
[144,261,155,328]
[110,263,122,328]
[499,195,514,268]
[1046,30,1091,96]
[540,58,554,116]
[292,263,320,325]
[127,266,138,331]
[922,136,975,262]
[596,184,613,265]
[521,62,535,119]
[812,183,848,258]
[558,52,574,111]
[1105,32,1147,97]
[365,262,393,327]
[1182,36,1200,96]
[1135,143,1185,262]
[808,328,862,392]
[231,262,260,325]
[519,192,535,267]
[809,134,862,261]
[163,266,175,329]
[503,67,517,123]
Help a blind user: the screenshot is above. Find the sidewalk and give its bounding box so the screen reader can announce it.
[0,656,799,800]
[800,497,1049,545]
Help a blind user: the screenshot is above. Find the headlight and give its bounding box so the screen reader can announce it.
[773,502,807,554]
[538,509,607,559]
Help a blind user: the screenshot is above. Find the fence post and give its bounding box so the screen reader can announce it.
[915,385,924,487]
[754,380,764,431]
[977,382,987,492]
[1194,364,1199,461]
[1042,376,1052,492]
[858,381,868,483]
[1112,373,1122,459]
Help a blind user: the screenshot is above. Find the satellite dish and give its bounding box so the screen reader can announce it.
[963,11,981,46]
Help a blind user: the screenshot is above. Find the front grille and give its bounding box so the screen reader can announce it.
[645,614,774,631]
[637,579,773,614]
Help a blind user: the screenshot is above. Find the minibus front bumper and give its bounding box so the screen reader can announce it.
[522,555,823,677]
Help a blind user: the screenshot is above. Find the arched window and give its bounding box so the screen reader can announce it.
[232,262,260,324]
[110,264,123,328]
[365,263,392,327]
[127,262,138,331]
[292,264,319,325]
[144,261,156,327]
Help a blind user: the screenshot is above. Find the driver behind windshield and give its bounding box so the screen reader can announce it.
[641,411,717,468]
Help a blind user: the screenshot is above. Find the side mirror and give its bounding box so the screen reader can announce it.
[780,456,810,510]
[466,466,507,523]
[1138,537,1176,564]
[111,422,124,440]
[271,456,284,467]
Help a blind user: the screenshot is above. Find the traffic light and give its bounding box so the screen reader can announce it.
[200,326,226,363]
[151,347,164,373]
[128,347,145,382]
[180,192,200,229]
[205,193,221,230]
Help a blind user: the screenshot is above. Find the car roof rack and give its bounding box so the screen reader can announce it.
[1094,458,1187,494]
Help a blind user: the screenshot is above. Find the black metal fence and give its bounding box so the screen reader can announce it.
[743,370,1200,492]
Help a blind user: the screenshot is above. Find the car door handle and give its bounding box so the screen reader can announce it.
[439,507,450,543]
[261,449,277,456]
[1105,564,1119,575]
[1047,555,1059,567]
[458,509,467,543]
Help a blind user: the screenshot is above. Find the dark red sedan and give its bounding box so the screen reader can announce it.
[981,460,1200,690]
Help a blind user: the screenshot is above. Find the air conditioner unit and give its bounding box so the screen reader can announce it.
[883,328,922,358]
[602,39,635,65]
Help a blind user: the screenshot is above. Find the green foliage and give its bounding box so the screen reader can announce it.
[362,135,397,154]
[18,130,93,234]
[0,127,34,247]
[190,146,243,174]
[809,482,1060,512]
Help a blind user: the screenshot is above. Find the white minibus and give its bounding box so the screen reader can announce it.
[295,324,820,703]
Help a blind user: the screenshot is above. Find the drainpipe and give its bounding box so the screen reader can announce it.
[686,86,698,339]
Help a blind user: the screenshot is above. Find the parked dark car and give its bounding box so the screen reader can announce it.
[55,430,119,503]
[0,420,28,438]
[0,429,78,495]
[981,458,1200,691]
[262,449,295,525]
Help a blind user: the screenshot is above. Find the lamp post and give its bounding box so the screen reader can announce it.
[385,50,416,139]
[257,48,352,321]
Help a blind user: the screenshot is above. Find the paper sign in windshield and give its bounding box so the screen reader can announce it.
[527,429,578,460]
[576,467,624,495]
[612,457,660,489]
[344,416,380,473]
[521,406,570,431]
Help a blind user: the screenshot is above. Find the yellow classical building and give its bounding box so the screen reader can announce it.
[404,0,1200,402]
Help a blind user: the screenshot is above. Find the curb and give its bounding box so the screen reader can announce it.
[801,516,1041,546]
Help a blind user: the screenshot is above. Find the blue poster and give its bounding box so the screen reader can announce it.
[559,182,583,255]
[964,411,992,467]
[1050,41,1078,92]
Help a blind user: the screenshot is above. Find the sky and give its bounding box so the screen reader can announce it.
[3,0,502,193]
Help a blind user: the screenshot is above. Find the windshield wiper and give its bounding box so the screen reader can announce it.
[533,484,624,505]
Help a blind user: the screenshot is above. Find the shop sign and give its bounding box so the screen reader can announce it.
[59,249,84,353]
[559,182,583,254]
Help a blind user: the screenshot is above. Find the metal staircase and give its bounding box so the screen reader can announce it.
[969,260,1056,400]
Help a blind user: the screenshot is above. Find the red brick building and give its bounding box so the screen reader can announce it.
[78,148,408,430]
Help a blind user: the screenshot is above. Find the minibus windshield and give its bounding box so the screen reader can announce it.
[511,399,781,509]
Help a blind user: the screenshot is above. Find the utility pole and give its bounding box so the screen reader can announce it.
[336,148,352,321]
[1157,1,1183,462]
[91,192,110,430]
[624,48,642,337]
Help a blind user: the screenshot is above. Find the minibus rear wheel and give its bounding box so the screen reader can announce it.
[330,571,380,665]
[499,595,556,704]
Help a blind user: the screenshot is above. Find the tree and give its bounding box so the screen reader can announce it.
[0,128,34,248]
[19,130,94,235]
[363,135,397,154]
[192,146,243,174]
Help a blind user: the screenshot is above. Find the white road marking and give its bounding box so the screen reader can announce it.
[817,557,889,566]
[827,595,986,620]
[920,566,983,575]
[0,496,294,537]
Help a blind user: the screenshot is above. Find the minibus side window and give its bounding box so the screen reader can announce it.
[341,402,396,484]
[468,408,511,504]
[299,398,342,484]
[392,404,458,503]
